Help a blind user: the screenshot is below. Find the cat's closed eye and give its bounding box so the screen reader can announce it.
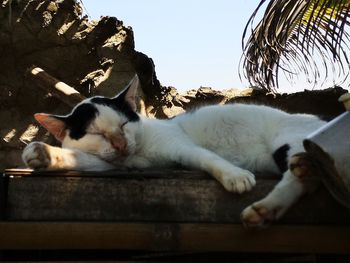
[88,132,107,139]
[121,121,128,129]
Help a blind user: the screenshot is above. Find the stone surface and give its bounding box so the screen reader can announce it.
[0,0,165,169]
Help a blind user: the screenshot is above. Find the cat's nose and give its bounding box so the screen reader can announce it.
[109,135,127,155]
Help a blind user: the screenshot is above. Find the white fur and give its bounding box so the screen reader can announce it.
[22,103,326,226]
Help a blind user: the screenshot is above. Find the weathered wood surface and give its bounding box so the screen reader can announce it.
[2,169,350,224]
[1,169,350,253]
[1,222,350,253]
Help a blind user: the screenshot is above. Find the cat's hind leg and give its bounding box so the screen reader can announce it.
[22,141,115,171]
[240,152,320,227]
[289,152,317,179]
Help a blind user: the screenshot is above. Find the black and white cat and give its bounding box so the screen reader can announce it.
[22,75,325,226]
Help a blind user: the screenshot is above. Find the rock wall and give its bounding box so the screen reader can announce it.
[0,0,165,169]
[0,0,348,170]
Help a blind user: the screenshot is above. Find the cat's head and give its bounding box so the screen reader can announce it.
[34,75,142,164]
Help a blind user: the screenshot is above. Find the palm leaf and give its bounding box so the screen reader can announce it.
[241,0,350,92]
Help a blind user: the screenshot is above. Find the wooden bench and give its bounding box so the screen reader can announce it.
[1,169,350,254]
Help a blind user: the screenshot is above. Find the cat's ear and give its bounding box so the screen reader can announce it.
[34,113,67,141]
[117,74,139,111]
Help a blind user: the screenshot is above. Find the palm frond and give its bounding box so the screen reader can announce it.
[241,0,350,92]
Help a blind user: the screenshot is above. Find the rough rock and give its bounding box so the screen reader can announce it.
[0,0,169,169]
[167,86,348,121]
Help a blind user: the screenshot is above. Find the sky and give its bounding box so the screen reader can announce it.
[82,0,349,94]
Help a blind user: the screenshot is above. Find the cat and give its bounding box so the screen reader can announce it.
[22,75,325,227]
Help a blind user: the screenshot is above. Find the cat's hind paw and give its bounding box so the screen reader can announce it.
[290,153,315,179]
[22,142,52,170]
[221,170,256,194]
[240,202,285,227]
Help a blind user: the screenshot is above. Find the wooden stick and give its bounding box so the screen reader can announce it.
[26,66,86,106]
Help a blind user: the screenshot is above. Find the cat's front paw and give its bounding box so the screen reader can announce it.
[22,142,52,170]
[240,201,286,227]
[220,170,256,194]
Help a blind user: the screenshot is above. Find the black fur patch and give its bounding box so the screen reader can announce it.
[272,144,290,173]
[58,103,98,140]
[91,95,139,122]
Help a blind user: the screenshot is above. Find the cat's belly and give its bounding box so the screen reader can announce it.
[179,120,281,173]
[209,145,279,174]
[189,125,276,173]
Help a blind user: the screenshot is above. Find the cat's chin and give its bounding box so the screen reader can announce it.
[101,153,119,162]
[100,151,130,165]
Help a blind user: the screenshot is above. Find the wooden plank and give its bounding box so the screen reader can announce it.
[0,222,349,254]
[0,174,7,220]
[3,169,350,224]
[5,168,277,179]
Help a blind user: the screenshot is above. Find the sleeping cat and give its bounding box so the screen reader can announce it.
[22,75,325,227]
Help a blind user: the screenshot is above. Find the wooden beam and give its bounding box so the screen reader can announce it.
[3,169,350,224]
[0,222,349,254]
[25,66,86,106]
[0,175,7,220]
